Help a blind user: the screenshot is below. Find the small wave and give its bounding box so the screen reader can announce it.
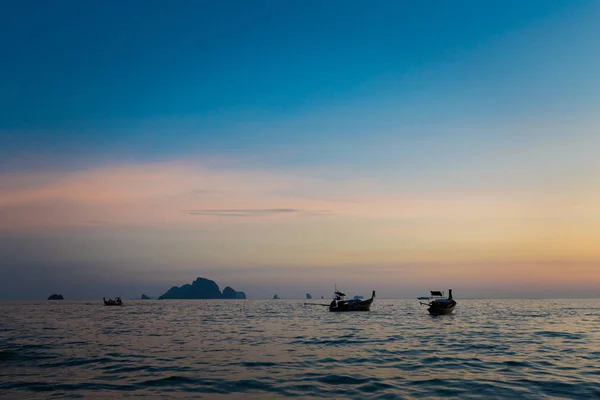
[357,381,396,392]
[503,360,530,367]
[239,361,278,367]
[40,357,112,368]
[289,337,390,346]
[140,375,199,386]
[516,378,600,398]
[536,330,585,339]
[213,379,289,395]
[315,374,374,385]
[0,381,135,392]
[0,350,21,361]
[0,345,56,363]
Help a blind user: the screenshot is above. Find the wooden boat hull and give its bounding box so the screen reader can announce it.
[428,300,456,315]
[103,298,123,306]
[329,291,375,312]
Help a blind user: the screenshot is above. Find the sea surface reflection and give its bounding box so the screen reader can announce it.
[1,299,599,398]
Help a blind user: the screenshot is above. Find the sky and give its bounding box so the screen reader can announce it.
[1,0,599,299]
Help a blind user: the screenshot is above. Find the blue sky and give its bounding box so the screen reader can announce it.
[1,1,599,299]
[3,1,597,160]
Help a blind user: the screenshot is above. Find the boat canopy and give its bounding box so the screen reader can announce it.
[334,291,346,297]
[430,291,443,296]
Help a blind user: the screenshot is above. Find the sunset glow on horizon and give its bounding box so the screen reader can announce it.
[1,0,599,299]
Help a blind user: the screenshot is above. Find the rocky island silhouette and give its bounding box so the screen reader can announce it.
[158,277,246,300]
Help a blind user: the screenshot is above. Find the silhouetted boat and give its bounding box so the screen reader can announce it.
[329,290,375,312]
[273,294,279,299]
[419,290,456,315]
[306,293,312,299]
[103,297,123,306]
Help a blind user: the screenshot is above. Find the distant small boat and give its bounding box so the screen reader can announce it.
[329,290,375,312]
[273,294,280,300]
[103,297,123,306]
[419,290,456,315]
[306,293,312,299]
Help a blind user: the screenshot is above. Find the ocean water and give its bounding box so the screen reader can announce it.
[1,299,599,399]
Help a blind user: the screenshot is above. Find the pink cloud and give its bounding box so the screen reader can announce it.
[1,160,599,236]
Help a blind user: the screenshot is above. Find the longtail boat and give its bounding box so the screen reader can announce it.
[329,290,375,312]
[419,289,456,315]
[103,297,123,306]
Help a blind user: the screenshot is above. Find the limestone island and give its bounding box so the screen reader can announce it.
[158,277,246,300]
[48,294,64,300]
[141,294,151,300]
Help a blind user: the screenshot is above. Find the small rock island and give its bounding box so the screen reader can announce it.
[141,294,151,300]
[48,294,64,300]
[158,277,246,300]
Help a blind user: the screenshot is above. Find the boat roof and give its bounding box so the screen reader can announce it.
[334,291,346,296]
[430,291,443,296]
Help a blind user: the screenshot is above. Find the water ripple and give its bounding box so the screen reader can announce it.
[1,299,599,398]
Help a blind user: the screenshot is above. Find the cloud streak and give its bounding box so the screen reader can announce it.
[1,158,600,232]
[185,208,332,217]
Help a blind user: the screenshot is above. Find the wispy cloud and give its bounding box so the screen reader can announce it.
[0,161,347,230]
[185,208,331,217]
[1,159,599,239]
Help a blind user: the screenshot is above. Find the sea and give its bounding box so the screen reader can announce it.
[1,299,599,399]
